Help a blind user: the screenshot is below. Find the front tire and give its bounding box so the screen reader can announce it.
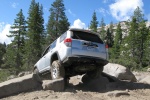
[51,60,65,80]
[33,68,42,83]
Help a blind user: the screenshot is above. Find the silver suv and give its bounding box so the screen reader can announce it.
[34,28,108,80]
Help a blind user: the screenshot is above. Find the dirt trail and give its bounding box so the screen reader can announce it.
[1,72,150,100]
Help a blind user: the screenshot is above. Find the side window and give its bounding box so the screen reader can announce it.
[42,45,50,56]
[50,40,56,50]
[60,32,67,42]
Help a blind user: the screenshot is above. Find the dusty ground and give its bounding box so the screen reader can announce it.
[1,72,150,100]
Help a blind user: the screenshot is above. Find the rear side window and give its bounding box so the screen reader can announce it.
[72,31,103,43]
[50,40,56,49]
[60,32,67,42]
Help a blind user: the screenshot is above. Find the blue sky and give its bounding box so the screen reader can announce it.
[0,0,150,44]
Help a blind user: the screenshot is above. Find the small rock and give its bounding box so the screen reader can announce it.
[133,71,140,76]
[140,76,150,84]
[106,91,130,97]
[33,96,39,99]
[126,89,129,92]
[18,72,25,77]
[42,78,64,92]
[18,71,31,77]
[147,68,150,72]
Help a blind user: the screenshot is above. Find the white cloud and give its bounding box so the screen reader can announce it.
[70,19,86,29]
[11,2,19,8]
[109,0,144,21]
[96,8,110,16]
[0,23,12,44]
[0,22,5,32]
[67,9,76,17]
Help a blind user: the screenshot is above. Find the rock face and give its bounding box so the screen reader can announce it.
[0,74,41,98]
[42,78,64,91]
[103,63,137,82]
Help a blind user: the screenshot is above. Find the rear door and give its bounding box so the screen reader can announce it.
[71,30,107,59]
[38,45,50,72]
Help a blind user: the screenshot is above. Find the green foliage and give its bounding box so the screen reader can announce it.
[0,69,10,82]
[46,0,70,44]
[0,43,6,68]
[121,7,148,69]
[89,11,98,32]
[109,58,138,71]
[110,6,149,71]
[25,0,45,69]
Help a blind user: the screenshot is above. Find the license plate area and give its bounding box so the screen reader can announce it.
[87,46,95,51]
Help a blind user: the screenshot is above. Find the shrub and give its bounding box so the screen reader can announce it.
[109,58,138,71]
[0,69,10,82]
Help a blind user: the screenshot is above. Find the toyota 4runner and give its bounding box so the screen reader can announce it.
[34,28,108,81]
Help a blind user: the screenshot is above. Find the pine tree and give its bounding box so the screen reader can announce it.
[109,21,114,47]
[46,0,70,44]
[2,9,27,74]
[25,0,45,69]
[133,6,144,23]
[89,11,98,32]
[105,28,113,47]
[109,21,114,34]
[132,7,147,68]
[136,20,148,67]
[126,17,138,58]
[105,21,114,47]
[99,17,106,41]
[111,23,122,59]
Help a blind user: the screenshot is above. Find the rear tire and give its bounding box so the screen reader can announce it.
[87,66,103,78]
[51,60,65,80]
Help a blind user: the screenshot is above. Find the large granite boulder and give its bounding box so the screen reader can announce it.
[0,74,42,98]
[103,63,137,82]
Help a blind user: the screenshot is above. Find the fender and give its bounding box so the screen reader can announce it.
[50,51,61,65]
